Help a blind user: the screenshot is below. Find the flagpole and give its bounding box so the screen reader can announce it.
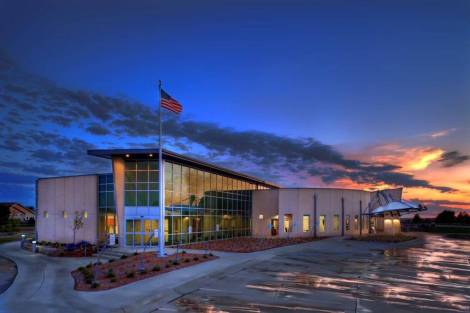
[158,80,165,257]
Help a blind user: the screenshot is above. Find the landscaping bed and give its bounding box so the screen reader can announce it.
[181,237,320,253]
[72,251,217,291]
[350,234,417,243]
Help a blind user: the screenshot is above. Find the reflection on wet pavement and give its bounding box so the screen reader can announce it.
[176,234,470,312]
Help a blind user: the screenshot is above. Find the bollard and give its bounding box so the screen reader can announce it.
[32,240,37,253]
[20,234,26,249]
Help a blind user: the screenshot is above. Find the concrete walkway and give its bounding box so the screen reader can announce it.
[0,238,338,313]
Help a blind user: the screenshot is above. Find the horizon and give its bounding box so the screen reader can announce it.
[0,0,469,217]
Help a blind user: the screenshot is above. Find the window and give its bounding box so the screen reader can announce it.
[333,214,340,231]
[63,211,68,219]
[258,214,264,220]
[354,215,359,230]
[43,211,48,218]
[319,215,326,232]
[284,214,292,232]
[303,215,310,232]
[84,211,88,219]
[345,215,350,231]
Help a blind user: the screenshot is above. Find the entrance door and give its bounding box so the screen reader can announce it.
[271,218,279,236]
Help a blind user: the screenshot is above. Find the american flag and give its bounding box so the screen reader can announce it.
[160,88,183,113]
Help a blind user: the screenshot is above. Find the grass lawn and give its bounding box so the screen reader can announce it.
[0,236,20,244]
[350,234,417,243]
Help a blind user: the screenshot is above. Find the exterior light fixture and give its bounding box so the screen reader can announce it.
[149,154,153,157]
[21,234,26,239]
[125,154,130,158]
[83,211,88,219]
[63,211,68,219]
[259,214,264,220]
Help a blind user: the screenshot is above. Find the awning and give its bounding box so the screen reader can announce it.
[370,200,427,216]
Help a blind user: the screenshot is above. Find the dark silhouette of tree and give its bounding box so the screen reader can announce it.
[0,207,10,225]
[412,214,423,224]
[435,210,455,224]
[455,212,470,225]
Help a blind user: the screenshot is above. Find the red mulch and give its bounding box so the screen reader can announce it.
[72,252,217,291]
[182,237,322,253]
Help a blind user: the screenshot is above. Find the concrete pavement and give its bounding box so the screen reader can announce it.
[0,234,468,312]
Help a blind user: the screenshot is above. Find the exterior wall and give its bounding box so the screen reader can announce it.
[252,189,279,237]
[37,175,98,244]
[277,189,371,238]
[252,188,406,238]
[112,157,125,247]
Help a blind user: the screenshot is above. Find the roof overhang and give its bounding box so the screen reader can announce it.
[370,200,427,216]
[88,148,280,189]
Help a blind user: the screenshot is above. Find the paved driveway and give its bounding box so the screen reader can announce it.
[0,234,468,313]
[171,234,470,313]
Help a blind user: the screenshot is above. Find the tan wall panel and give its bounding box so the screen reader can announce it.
[252,189,279,237]
[37,175,98,244]
[112,157,125,247]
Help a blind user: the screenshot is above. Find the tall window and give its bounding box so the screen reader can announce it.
[354,215,359,230]
[284,214,293,233]
[319,215,326,232]
[303,215,310,232]
[333,214,340,231]
[125,160,159,207]
[98,174,115,241]
[345,215,350,231]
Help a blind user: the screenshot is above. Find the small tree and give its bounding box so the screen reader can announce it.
[412,214,423,224]
[435,210,455,224]
[72,211,85,244]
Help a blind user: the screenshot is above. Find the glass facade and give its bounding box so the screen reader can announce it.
[124,158,270,247]
[98,174,116,242]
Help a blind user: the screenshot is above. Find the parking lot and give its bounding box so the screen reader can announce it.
[173,234,470,312]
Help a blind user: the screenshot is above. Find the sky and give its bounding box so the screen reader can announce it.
[0,0,469,216]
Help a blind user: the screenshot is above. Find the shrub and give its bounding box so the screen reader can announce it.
[108,259,115,263]
[95,261,102,265]
[152,265,160,272]
[167,259,172,263]
[59,252,65,257]
[78,266,85,272]
[110,278,117,283]
[106,269,115,278]
[140,269,147,275]
[126,271,135,278]
[181,250,186,254]
[86,263,92,268]
[91,282,100,289]
[193,256,199,261]
[85,278,93,284]
[120,255,127,259]
[208,253,213,257]
[172,260,179,266]
[165,264,171,268]
[133,252,139,256]
[203,255,208,259]
[184,258,190,263]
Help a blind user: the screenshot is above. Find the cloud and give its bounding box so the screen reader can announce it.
[429,128,457,138]
[0,51,458,202]
[438,151,469,168]
[86,123,110,135]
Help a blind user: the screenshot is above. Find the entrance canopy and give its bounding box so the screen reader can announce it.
[371,200,427,216]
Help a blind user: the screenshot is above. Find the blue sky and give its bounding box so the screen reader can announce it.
[0,0,469,214]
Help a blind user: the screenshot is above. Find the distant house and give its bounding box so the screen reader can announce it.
[0,203,35,223]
